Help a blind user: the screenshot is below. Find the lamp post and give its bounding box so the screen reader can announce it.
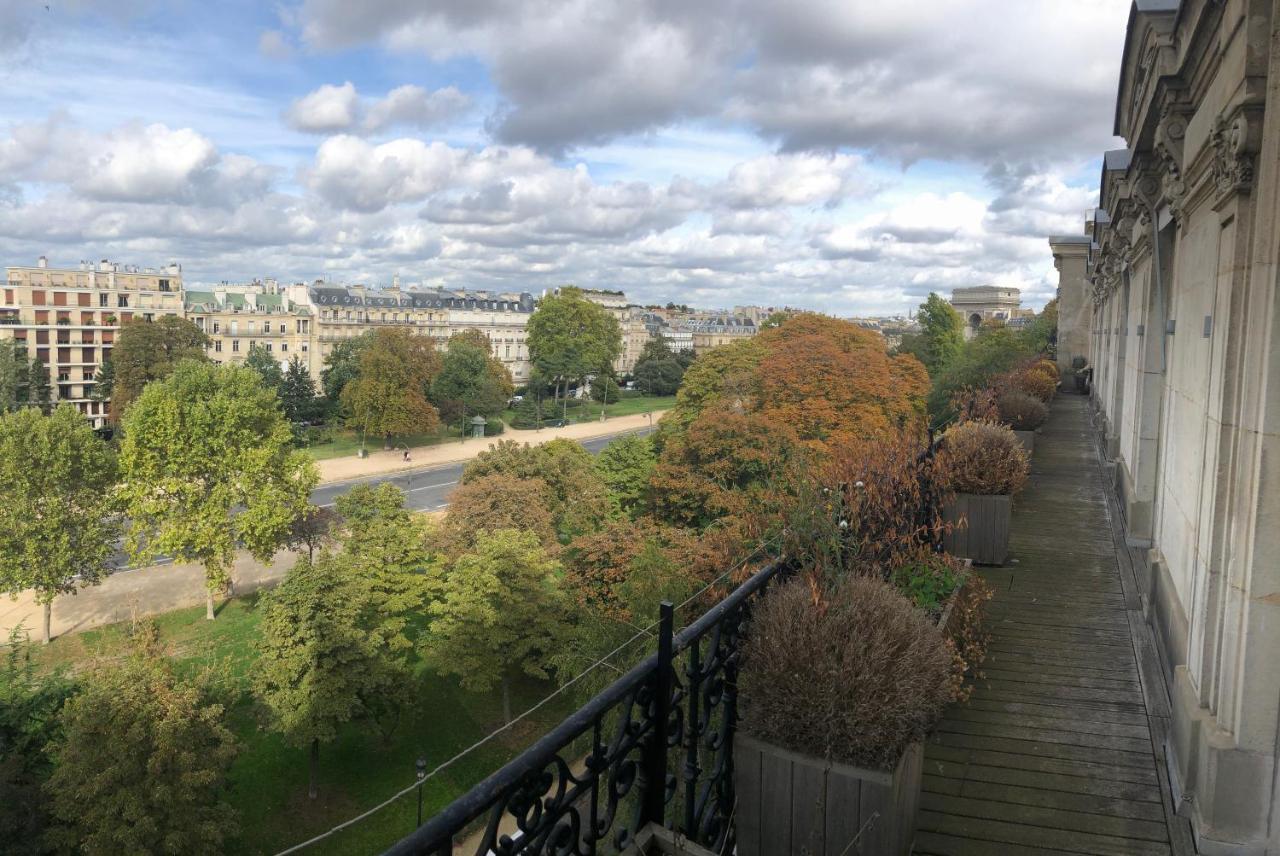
[415,756,428,827]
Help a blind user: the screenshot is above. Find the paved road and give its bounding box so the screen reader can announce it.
[106,426,655,570]
[312,426,654,512]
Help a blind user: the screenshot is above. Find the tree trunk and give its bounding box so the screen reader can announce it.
[309,737,320,800]
[206,589,215,621]
[42,600,52,645]
[502,673,512,725]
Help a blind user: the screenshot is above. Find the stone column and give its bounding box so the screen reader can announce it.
[1049,234,1092,383]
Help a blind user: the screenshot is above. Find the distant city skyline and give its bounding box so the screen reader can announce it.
[0,2,1129,314]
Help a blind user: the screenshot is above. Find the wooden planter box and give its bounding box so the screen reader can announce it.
[1013,430,1035,455]
[735,734,923,856]
[942,493,1012,565]
[621,824,718,856]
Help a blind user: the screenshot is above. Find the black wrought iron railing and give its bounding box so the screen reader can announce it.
[384,559,790,856]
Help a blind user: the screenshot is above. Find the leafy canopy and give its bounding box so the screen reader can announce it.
[117,360,318,593]
[594,433,656,517]
[526,287,622,385]
[340,328,441,441]
[44,628,238,855]
[0,406,118,618]
[422,529,567,696]
[106,315,209,422]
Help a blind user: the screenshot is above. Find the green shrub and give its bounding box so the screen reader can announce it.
[590,376,621,404]
[483,420,505,437]
[740,576,952,770]
[940,420,1029,495]
[509,397,543,429]
[892,552,963,615]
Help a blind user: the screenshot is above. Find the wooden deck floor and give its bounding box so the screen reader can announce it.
[915,395,1195,856]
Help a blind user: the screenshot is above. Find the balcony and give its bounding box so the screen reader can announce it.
[377,396,1191,856]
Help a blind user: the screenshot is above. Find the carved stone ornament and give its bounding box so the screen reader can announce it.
[1210,112,1255,197]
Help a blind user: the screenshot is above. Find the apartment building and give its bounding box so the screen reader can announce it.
[1062,1,1280,849]
[287,282,536,384]
[1,257,183,427]
[184,283,317,376]
[687,314,757,353]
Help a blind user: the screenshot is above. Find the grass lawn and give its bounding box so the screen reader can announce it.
[303,425,469,461]
[502,394,676,429]
[33,595,574,855]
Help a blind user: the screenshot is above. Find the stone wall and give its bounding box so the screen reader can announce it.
[1075,1,1280,852]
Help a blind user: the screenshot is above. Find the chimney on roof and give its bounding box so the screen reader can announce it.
[37,255,48,269]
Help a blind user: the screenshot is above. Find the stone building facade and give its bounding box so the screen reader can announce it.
[1073,1,1280,851]
[184,284,317,376]
[2,257,184,427]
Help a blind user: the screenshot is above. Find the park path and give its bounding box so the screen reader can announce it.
[315,411,663,484]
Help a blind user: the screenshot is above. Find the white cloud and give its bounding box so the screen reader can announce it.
[286,82,469,134]
[285,82,359,133]
[363,84,470,132]
[718,152,869,209]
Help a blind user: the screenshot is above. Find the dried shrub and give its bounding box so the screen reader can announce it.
[766,433,947,593]
[939,420,1029,495]
[996,389,1048,431]
[1014,367,1057,402]
[1032,358,1060,381]
[949,386,1000,424]
[942,574,994,703]
[740,576,952,770]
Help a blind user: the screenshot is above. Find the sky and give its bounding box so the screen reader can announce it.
[0,0,1129,314]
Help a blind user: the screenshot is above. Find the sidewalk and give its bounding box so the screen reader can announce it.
[0,549,296,643]
[315,411,663,484]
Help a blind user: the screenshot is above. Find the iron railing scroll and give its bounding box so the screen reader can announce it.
[383,560,789,856]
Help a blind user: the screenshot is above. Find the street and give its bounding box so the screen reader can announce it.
[107,426,656,570]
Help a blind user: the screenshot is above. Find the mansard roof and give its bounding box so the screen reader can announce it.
[308,284,534,312]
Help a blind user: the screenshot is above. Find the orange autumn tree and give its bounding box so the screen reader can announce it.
[754,314,929,456]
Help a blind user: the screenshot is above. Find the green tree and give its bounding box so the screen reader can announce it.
[340,328,441,449]
[0,405,118,643]
[319,331,371,403]
[118,361,317,620]
[910,293,965,375]
[632,352,684,396]
[106,315,209,422]
[422,529,567,722]
[27,354,51,415]
[509,395,544,429]
[253,553,390,799]
[280,355,321,423]
[526,288,621,420]
[334,484,439,658]
[0,339,29,412]
[0,628,76,852]
[44,626,238,854]
[243,343,285,397]
[89,353,113,404]
[926,326,1037,425]
[589,374,621,404]
[595,433,656,517]
[462,438,613,540]
[431,336,513,435]
[661,337,765,439]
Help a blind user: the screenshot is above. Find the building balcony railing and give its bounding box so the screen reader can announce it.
[385,559,789,856]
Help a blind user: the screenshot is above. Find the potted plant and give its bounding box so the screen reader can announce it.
[937,420,1029,565]
[1012,362,1056,403]
[735,575,953,856]
[995,389,1048,454]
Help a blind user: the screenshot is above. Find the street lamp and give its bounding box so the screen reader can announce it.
[416,756,428,827]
